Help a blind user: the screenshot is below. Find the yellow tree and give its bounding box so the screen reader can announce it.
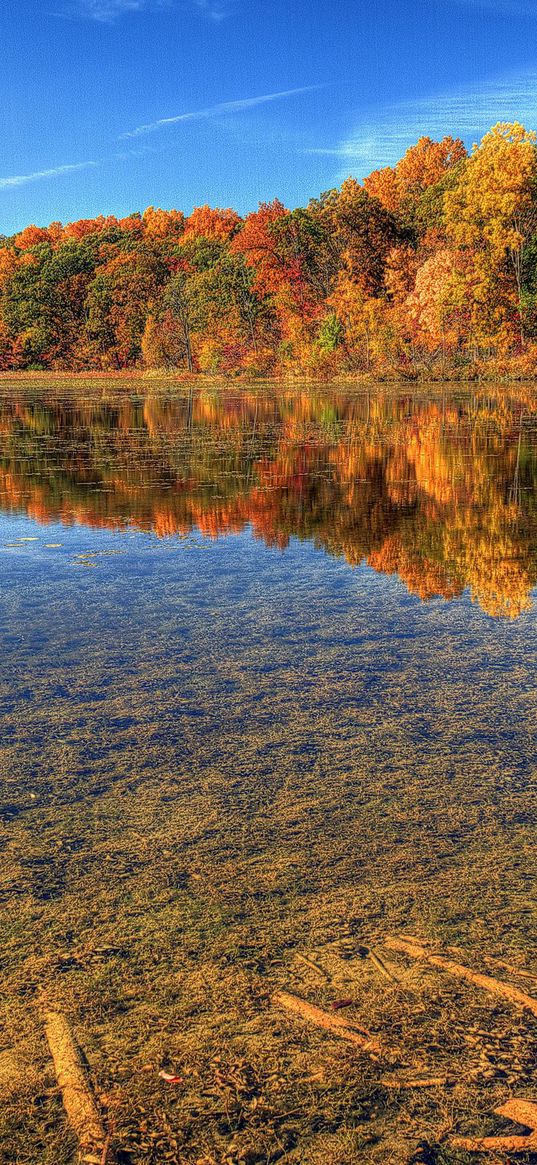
[385,244,420,306]
[404,248,464,355]
[444,122,537,345]
[364,136,466,211]
[363,166,400,212]
[0,247,18,290]
[396,135,466,201]
[329,264,392,370]
[142,206,185,240]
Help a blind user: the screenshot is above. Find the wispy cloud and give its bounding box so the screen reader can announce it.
[59,0,229,22]
[123,86,321,138]
[331,70,537,177]
[111,143,162,162]
[447,0,537,14]
[192,0,230,20]
[0,160,98,190]
[58,0,170,23]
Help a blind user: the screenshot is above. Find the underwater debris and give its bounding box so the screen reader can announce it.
[384,938,537,1016]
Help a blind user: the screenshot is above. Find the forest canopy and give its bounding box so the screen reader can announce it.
[2,122,537,377]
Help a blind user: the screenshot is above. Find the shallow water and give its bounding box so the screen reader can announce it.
[1,379,536,1163]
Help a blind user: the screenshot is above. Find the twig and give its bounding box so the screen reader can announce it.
[295,953,332,982]
[367,948,399,983]
[100,1131,112,1165]
[381,1076,450,1089]
[482,955,537,984]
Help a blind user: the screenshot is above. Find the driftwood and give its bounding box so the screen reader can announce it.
[452,1098,537,1153]
[273,990,383,1056]
[384,938,537,1017]
[43,1009,112,1162]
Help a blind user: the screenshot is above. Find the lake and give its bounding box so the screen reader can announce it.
[1,378,536,1165]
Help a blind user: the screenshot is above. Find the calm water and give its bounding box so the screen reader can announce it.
[1,379,537,1163]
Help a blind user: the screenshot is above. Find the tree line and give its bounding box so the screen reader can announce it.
[2,122,537,377]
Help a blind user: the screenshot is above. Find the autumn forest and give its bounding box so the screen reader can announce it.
[3,122,537,378]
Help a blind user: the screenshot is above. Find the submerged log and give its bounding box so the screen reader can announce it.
[273,990,383,1055]
[43,1009,112,1162]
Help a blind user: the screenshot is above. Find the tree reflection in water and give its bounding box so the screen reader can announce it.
[0,381,536,617]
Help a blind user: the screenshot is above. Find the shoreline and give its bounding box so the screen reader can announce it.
[2,368,537,388]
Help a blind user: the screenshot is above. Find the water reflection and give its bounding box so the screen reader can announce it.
[1,382,536,617]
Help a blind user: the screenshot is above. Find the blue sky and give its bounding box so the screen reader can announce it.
[1,0,537,234]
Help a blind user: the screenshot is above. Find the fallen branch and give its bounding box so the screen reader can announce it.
[273,990,383,1056]
[384,938,537,1017]
[451,1098,537,1154]
[43,1009,112,1161]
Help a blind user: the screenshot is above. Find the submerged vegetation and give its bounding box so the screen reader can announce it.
[5,124,537,378]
